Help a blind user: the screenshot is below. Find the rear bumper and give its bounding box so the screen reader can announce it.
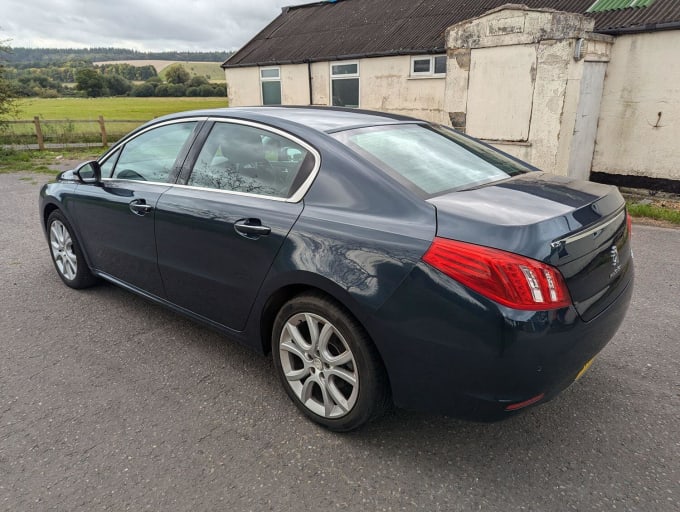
[369,262,634,420]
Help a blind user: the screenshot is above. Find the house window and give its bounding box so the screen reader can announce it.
[410,55,447,77]
[260,67,281,105]
[331,61,359,108]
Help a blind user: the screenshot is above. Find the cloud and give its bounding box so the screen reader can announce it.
[0,0,310,51]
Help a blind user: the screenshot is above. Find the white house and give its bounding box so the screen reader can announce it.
[223,0,680,191]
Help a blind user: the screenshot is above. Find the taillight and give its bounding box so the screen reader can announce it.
[626,211,632,239]
[422,237,571,310]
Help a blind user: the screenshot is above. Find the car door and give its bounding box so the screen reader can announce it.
[154,119,319,331]
[70,120,201,297]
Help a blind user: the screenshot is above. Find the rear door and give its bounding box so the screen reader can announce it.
[71,120,200,296]
[154,120,318,331]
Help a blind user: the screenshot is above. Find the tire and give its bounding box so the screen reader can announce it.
[46,210,98,289]
[272,292,390,432]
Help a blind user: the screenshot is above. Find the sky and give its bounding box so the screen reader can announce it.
[0,0,312,52]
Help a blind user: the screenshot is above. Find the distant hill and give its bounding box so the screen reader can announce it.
[7,47,232,66]
[94,60,226,82]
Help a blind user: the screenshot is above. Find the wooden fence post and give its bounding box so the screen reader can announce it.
[33,116,45,150]
[98,115,107,147]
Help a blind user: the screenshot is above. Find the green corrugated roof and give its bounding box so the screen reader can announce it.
[587,0,656,13]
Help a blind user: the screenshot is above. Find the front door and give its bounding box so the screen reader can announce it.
[71,120,200,296]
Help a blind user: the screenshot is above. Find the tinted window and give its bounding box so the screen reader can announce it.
[331,61,359,108]
[99,147,121,178]
[112,122,197,182]
[262,81,282,105]
[434,55,447,74]
[331,63,358,75]
[413,59,431,73]
[333,124,531,196]
[187,123,312,199]
[332,79,359,108]
[260,68,280,79]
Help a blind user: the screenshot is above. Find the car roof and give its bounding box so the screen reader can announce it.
[155,106,420,133]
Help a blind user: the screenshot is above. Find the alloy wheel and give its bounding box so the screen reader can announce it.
[50,220,77,280]
[278,312,359,418]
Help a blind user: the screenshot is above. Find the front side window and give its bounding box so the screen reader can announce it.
[411,55,447,77]
[99,147,121,178]
[187,122,313,199]
[331,61,359,108]
[333,124,531,196]
[260,67,281,105]
[111,122,198,182]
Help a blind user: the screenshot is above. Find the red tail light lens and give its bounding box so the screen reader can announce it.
[422,237,571,310]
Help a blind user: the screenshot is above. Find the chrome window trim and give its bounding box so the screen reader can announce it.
[168,182,289,202]
[99,178,172,187]
[189,117,321,203]
[99,116,206,181]
[100,116,321,203]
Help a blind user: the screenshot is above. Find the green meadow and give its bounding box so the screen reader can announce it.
[2,97,229,146]
[14,97,229,120]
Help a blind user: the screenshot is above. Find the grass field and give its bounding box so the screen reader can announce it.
[14,97,228,120]
[159,61,225,82]
[1,97,229,146]
[94,60,225,81]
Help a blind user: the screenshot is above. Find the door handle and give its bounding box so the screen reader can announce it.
[129,199,153,216]
[234,219,271,238]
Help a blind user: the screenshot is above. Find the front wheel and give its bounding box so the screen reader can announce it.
[47,210,98,289]
[272,293,390,431]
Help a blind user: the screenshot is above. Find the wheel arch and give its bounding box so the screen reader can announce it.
[42,200,96,273]
[256,274,380,358]
[43,202,60,231]
[257,278,394,410]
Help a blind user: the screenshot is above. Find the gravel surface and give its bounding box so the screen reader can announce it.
[1,172,678,511]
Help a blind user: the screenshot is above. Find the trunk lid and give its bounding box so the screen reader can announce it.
[428,172,633,321]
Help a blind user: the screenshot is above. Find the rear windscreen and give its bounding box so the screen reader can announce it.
[333,123,533,196]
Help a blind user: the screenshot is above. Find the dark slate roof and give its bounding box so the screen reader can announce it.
[223,0,680,68]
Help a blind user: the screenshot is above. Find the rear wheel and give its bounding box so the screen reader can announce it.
[272,293,390,431]
[47,210,98,289]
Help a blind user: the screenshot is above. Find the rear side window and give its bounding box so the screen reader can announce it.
[333,124,532,196]
[187,122,313,199]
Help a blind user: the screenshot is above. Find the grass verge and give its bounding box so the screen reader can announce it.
[627,201,680,225]
[0,148,100,174]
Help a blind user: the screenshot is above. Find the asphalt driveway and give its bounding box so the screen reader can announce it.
[1,172,678,511]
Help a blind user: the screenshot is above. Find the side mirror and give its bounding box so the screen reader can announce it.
[75,160,102,184]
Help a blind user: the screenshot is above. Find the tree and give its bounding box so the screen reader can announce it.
[188,75,209,88]
[130,83,154,97]
[104,74,131,96]
[167,83,186,97]
[0,41,17,121]
[164,63,190,85]
[75,68,107,97]
[154,84,170,97]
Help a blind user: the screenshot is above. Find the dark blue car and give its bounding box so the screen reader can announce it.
[40,107,633,431]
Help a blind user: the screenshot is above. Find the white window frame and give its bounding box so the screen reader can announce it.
[410,55,447,77]
[260,66,281,105]
[330,60,360,108]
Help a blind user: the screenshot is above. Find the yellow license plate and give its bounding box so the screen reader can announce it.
[575,357,595,382]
